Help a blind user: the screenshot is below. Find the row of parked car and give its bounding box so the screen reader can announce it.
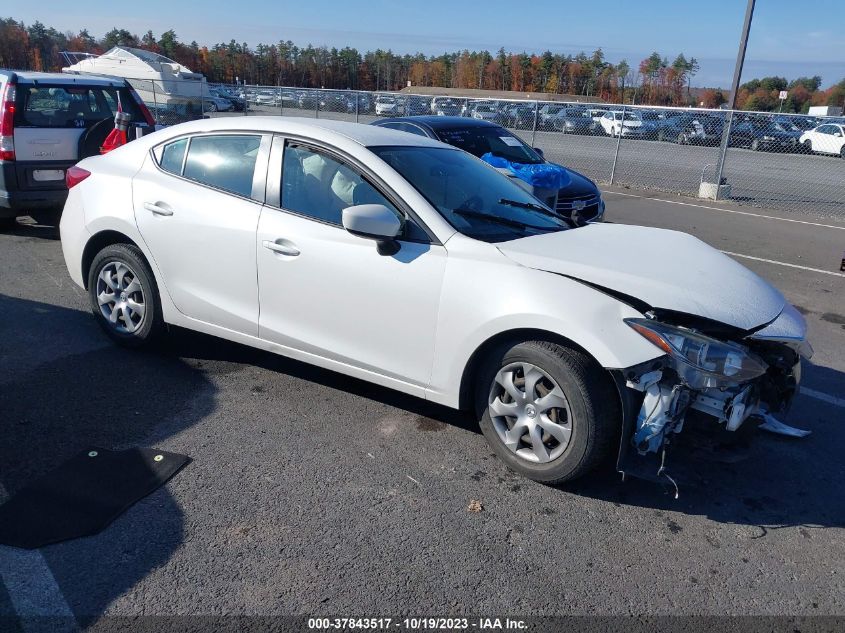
[214,86,845,157]
[441,101,842,155]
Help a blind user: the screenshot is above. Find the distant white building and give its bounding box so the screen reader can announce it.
[807,105,843,117]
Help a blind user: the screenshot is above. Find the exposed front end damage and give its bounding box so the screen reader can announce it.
[614,304,812,495]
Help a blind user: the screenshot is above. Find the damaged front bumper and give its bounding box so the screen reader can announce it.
[613,304,812,494]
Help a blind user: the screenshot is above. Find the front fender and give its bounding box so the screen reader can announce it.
[426,240,663,408]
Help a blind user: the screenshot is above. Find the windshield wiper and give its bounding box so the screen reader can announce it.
[453,208,558,232]
[497,198,562,221]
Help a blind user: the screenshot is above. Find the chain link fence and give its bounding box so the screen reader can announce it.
[127,79,845,218]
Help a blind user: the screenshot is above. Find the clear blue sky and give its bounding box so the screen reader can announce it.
[14,0,845,87]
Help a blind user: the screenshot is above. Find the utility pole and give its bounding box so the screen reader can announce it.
[713,0,755,190]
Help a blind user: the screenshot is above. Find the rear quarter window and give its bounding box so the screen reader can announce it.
[158,138,188,175]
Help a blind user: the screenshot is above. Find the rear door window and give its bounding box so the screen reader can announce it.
[182,135,262,198]
[15,84,141,128]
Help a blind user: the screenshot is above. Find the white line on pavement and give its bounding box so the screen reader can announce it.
[602,190,845,231]
[0,485,78,633]
[720,250,845,278]
[800,387,845,408]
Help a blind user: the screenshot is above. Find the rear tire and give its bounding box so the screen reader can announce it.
[840,146,845,159]
[87,243,164,348]
[0,217,17,231]
[803,139,813,154]
[475,340,620,484]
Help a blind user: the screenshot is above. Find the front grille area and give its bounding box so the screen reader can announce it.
[553,192,602,222]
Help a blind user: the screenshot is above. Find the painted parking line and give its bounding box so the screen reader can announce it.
[800,387,845,409]
[0,486,78,633]
[720,250,845,278]
[603,190,845,231]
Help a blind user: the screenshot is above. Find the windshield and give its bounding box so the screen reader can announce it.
[435,126,544,165]
[370,146,569,243]
[792,118,815,130]
[109,47,178,65]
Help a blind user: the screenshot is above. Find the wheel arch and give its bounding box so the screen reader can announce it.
[81,230,144,290]
[457,328,612,411]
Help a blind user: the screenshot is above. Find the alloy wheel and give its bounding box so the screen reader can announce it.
[96,261,146,334]
[488,362,573,464]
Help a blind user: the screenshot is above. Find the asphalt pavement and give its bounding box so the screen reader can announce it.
[0,192,843,630]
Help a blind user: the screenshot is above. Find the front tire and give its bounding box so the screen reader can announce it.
[87,243,163,348]
[475,340,619,484]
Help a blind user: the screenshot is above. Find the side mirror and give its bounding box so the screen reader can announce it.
[533,147,544,157]
[342,204,403,254]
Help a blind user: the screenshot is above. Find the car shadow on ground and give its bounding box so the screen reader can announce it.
[1,217,60,241]
[0,294,217,626]
[565,358,845,530]
[161,327,843,531]
[160,325,480,435]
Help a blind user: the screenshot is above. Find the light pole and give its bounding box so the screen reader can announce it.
[713,0,756,194]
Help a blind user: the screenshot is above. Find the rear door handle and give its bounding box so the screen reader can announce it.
[143,202,174,216]
[262,239,300,257]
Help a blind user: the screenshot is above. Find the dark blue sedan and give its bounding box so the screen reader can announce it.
[370,116,604,224]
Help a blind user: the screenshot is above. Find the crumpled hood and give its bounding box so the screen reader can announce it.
[498,224,785,331]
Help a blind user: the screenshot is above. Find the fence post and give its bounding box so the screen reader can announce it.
[713,110,734,197]
[201,81,206,117]
[315,96,320,119]
[280,88,284,117]
[609,104,626,184]
[531,101,539,146]
[355,91,360,123]
[151,80,159,126]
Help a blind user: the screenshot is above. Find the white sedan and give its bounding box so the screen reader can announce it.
[59,117,810,486]
[599,110,645,137]
[799,123,845,157]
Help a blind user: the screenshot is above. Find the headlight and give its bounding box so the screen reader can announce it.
[763,135,775,141]
[625,318,768,388]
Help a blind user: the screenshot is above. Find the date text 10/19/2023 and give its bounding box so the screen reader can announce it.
[307,618,528,630]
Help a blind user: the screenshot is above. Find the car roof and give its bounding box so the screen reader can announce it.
[0,70,127,87]
[150,116,447,148]
[377,116,499,130]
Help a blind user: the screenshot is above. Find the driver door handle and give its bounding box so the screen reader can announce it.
[143,202,174,216]
[263,239,300,257]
